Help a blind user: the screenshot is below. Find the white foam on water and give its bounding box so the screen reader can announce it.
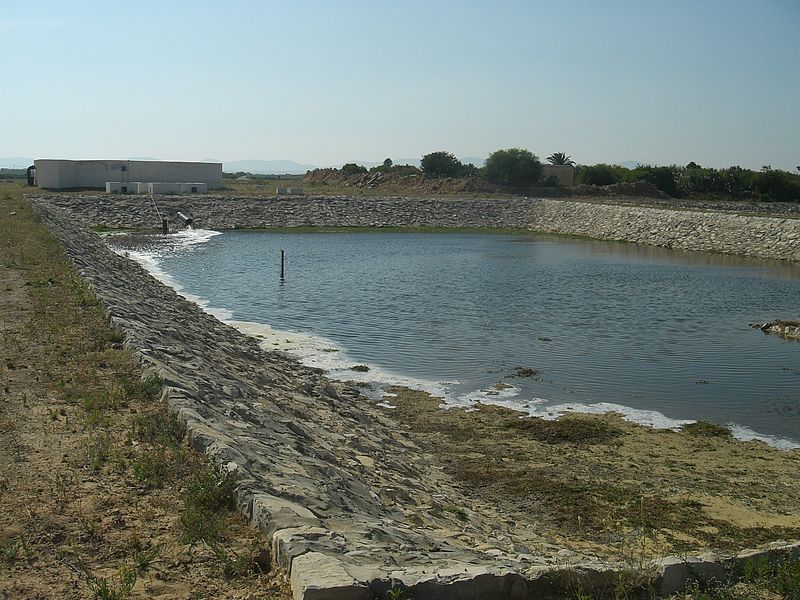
[168,227,223,248]
[528,400,695,430]
[227,317,457,399]
[445,382,521,408]
[726,423,800,450]
[108,231,800,451]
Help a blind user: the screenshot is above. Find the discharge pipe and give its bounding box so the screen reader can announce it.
[176,211,194,228]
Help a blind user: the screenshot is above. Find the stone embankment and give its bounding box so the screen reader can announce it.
[29,196,800,599]
[35,194,800,262]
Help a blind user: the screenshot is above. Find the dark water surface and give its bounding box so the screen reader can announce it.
[113,230,800,447]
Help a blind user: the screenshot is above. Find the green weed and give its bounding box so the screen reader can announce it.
[130,408,182,445]
[131,543,161,574]
[180,464,237,543]
[122,373,163,402]
[208,540,269,579]
[180,503,222,544]
[80,563,137,600]
[85,432,112,471]
[132,447,169,488]
[185,464,236,513]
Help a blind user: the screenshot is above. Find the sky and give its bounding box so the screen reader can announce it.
[2,0,799,171]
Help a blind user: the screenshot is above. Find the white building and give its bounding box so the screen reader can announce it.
[104,181,208,194]
[33,159,223,190]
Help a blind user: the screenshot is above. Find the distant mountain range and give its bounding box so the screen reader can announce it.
[219,159,317,175]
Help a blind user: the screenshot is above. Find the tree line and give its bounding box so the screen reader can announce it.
[338,150,800,202]
[341,149,571,188]
[576,162,800,202]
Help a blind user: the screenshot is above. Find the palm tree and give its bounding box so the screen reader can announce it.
[547,152,575,166]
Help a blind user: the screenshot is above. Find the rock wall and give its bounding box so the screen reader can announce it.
[32,194,800,262]
[529,199,800,262]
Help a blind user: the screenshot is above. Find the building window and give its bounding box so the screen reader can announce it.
[121,186,127,193]
[191,186,198,193]
[121,165,127,172]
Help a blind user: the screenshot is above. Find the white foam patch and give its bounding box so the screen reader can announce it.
[446,382,521,408]
[226,319,340,363]
[525,401,696,430]
[726,423,800,451]
[169,227,222,247]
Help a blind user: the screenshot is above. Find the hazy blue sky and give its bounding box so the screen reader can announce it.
[2,0,799,170]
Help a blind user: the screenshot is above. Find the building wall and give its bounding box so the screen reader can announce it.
[35,159,222,189]
[541,165,575,186]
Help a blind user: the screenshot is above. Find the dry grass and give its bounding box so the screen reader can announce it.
[0,181,292,599]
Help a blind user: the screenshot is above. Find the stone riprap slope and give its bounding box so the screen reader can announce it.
[34,194,800,262]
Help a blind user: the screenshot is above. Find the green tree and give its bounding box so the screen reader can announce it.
[483,148,542,187]
[383,158,393,168]
[576,163,623,186]
[420,151,463,178]
[546,152,575,166]
[753,169,800,201]
[341,163,367,176]
[627,165,680,197]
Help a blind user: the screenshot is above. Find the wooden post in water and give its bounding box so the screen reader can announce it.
[280,249,285,281]
[161,218,168,234]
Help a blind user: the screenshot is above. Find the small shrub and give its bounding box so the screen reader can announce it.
[180,504,221,544]
[180,464,237,543]
[122,374,162,402]
[132,447,169,488]
[130,409,182,445]
[185,464,236,513]
[576,163,625,186]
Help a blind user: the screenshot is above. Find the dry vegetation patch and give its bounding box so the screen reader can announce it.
[388,386,800,560]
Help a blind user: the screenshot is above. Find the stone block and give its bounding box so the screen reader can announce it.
[251,493,322,538]
[290,552,371,600]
